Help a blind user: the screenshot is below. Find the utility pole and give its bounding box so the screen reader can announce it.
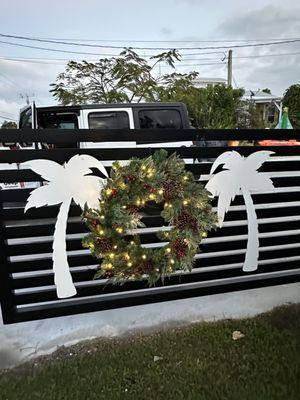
[227,49,232,87]
[19,93,34,105]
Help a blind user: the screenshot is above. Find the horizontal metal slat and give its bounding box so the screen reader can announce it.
[12,268,300,323]
[10,245,300,289]
[0,146,299,165]
[1,128,300,143]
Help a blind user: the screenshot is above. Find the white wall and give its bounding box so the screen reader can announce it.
[1,283,299,370]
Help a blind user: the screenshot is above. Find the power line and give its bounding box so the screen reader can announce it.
[1,50,299,66]
[32,36,300,43]
[0,57,226,68]
[0,39,226,57]
[0,115,17,121]
[0,71,20,89]
[1,33,300,50]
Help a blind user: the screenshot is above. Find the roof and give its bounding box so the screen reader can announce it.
[34,102,187,113]
[242,90,282,103]
[193,77,227,87]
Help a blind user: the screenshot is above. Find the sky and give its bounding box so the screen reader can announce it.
[0,0,299,123]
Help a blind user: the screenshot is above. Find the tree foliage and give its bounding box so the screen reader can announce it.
[283,84,300,128]
[159,81,243,128]
[50,49,183,105]
[1,120,17,129]
[50,49,244,129]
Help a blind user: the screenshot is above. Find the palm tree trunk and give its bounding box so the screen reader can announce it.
[241,188,259,272]
[52,199,77,298]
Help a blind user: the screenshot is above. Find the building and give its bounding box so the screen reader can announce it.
[241,90,282,125]
[192,77,227,88]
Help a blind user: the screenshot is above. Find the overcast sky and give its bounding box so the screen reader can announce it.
[0,0,299,122]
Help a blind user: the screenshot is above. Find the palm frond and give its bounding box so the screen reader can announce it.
[245,151,275,170]
[205,171,240,226]
[246,172,275,192]
[72,176,105,209]
[66,155,108,179]
[24,184,61,212]
[21,160,64,182]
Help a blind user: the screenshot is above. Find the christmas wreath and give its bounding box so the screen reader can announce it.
[82,149,216,284]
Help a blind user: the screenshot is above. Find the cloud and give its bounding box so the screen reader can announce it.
[214,4,300,95]
[0,60,61,99]
[218,4,300,39]
[0,60,63,121]
[160,27,173,36]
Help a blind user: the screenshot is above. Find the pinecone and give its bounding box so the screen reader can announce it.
[171,238,188,258]
[126,175,136,183]
[175,211,198,233]
[163,180,181,200]
[96,237,113,253]
[126,204,141,214]
[136,260,155,274]
[111,189,118,198]
[92,219,98,227]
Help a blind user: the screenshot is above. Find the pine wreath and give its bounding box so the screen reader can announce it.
[82,149,217,285]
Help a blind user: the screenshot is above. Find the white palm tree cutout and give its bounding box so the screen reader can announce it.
[205,150,275,272]
[23,155,108,298]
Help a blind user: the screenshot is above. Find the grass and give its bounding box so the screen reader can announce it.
[0,304,299,400]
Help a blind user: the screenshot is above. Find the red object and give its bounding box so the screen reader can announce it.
[259,140,300,146]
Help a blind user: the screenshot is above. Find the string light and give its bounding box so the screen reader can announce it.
[183,175,188,181]
[166,247,171,253]
[149,193,155,200]
[158,189,163,195]
[183,200,188,205]
[116,227,123,233]
[202,232,207,238]
[106,188,113,195]
[130,241,135,245]
[99,230,104,235]
[127,262,133,267]
[122,205,127,209]
[109,253,115,259]
[170,259,175,264]
[105,263,113,269]
[142,254,147,260]
[100,215,105,220]
[141,165,146,171]
[113,245,118,249]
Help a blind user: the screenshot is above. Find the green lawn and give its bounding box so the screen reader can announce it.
[1,304,299,400]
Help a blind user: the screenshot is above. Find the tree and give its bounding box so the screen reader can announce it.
[283,84,300,128]
[50,48,244,129]
[205,150,274,272]
[24,155,108,298]
[1,120,17,129]
[158,81,244,128]
[50,48,184,105]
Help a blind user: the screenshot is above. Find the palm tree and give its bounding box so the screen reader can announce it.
[205,150,275,272]
[24,155,108,298]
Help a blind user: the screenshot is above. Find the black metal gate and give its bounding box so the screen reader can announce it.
[1,128,299,324]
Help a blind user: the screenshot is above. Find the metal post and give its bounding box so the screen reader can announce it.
[227,50,233,87]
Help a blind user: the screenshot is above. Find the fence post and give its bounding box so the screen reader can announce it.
[0,193,16,324]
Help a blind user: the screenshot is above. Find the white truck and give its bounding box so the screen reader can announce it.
[1,102,194,190]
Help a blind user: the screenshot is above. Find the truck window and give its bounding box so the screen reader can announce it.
[139,109,182,129]
[19,108,32,128]
[88,112,129,129]
[37,112,78,129]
